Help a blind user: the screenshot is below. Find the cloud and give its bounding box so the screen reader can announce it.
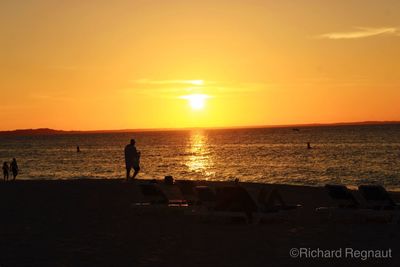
[317,27,398,40]
[133,79,208,86]
[122,79,270,98]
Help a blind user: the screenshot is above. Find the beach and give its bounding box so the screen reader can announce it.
[1,179,399,267]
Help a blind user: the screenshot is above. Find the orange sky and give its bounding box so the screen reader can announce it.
[1,0,399,130]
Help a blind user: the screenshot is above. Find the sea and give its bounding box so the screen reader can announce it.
[1,124,400,189]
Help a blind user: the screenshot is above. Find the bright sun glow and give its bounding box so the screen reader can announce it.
[180,94,210,110]
[189,80,204,86]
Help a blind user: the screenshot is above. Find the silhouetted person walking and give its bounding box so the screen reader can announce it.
[124,139,141,180]
[10,158,18,180]
[2,162,9,181]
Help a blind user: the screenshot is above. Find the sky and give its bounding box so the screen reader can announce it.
[1,0,399,130]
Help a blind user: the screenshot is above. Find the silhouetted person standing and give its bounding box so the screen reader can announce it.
[124,139,141,180]
[307,142,312,149]
[2,162,9,181]
[10,158,18,180]
[77,146,80,153]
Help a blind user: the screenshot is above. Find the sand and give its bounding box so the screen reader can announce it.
[0,179,399,267]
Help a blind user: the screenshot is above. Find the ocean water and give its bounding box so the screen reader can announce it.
[1,125,400,189]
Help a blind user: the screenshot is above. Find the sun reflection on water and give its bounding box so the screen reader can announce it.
[185,130,215,179]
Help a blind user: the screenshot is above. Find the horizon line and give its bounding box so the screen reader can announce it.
[1,120,400,134]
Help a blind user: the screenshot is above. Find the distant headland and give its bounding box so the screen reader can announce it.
[0,121,399,136]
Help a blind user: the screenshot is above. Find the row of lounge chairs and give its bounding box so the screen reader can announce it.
[134,180,302,224]
[133,180,400,224]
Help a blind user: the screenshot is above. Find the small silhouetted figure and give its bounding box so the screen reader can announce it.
[307,142,312,149]
[77,146,80,153]
[10,158,18,180]
[124,139,141,180]
[2,162,9,181]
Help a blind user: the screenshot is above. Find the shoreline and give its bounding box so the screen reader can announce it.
[5,177,400,192]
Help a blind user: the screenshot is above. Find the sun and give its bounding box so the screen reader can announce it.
[180,94,210,110]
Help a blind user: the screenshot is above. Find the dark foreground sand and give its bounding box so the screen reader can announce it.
[1,179,399,267]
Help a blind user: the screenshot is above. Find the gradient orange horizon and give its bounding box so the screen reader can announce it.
[1,1,399,131]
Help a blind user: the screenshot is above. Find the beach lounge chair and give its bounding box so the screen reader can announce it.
[188,185,255,223]
[358,185,400,210]
[136,183,168,205]
[195,185,217,209]
[176,180,198,205]
[215,186,258,214]
[255,186,302,212]
[358,185,400,223]
[323,184,360,209]
[137,183,188,207]
[316,184,362,222]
